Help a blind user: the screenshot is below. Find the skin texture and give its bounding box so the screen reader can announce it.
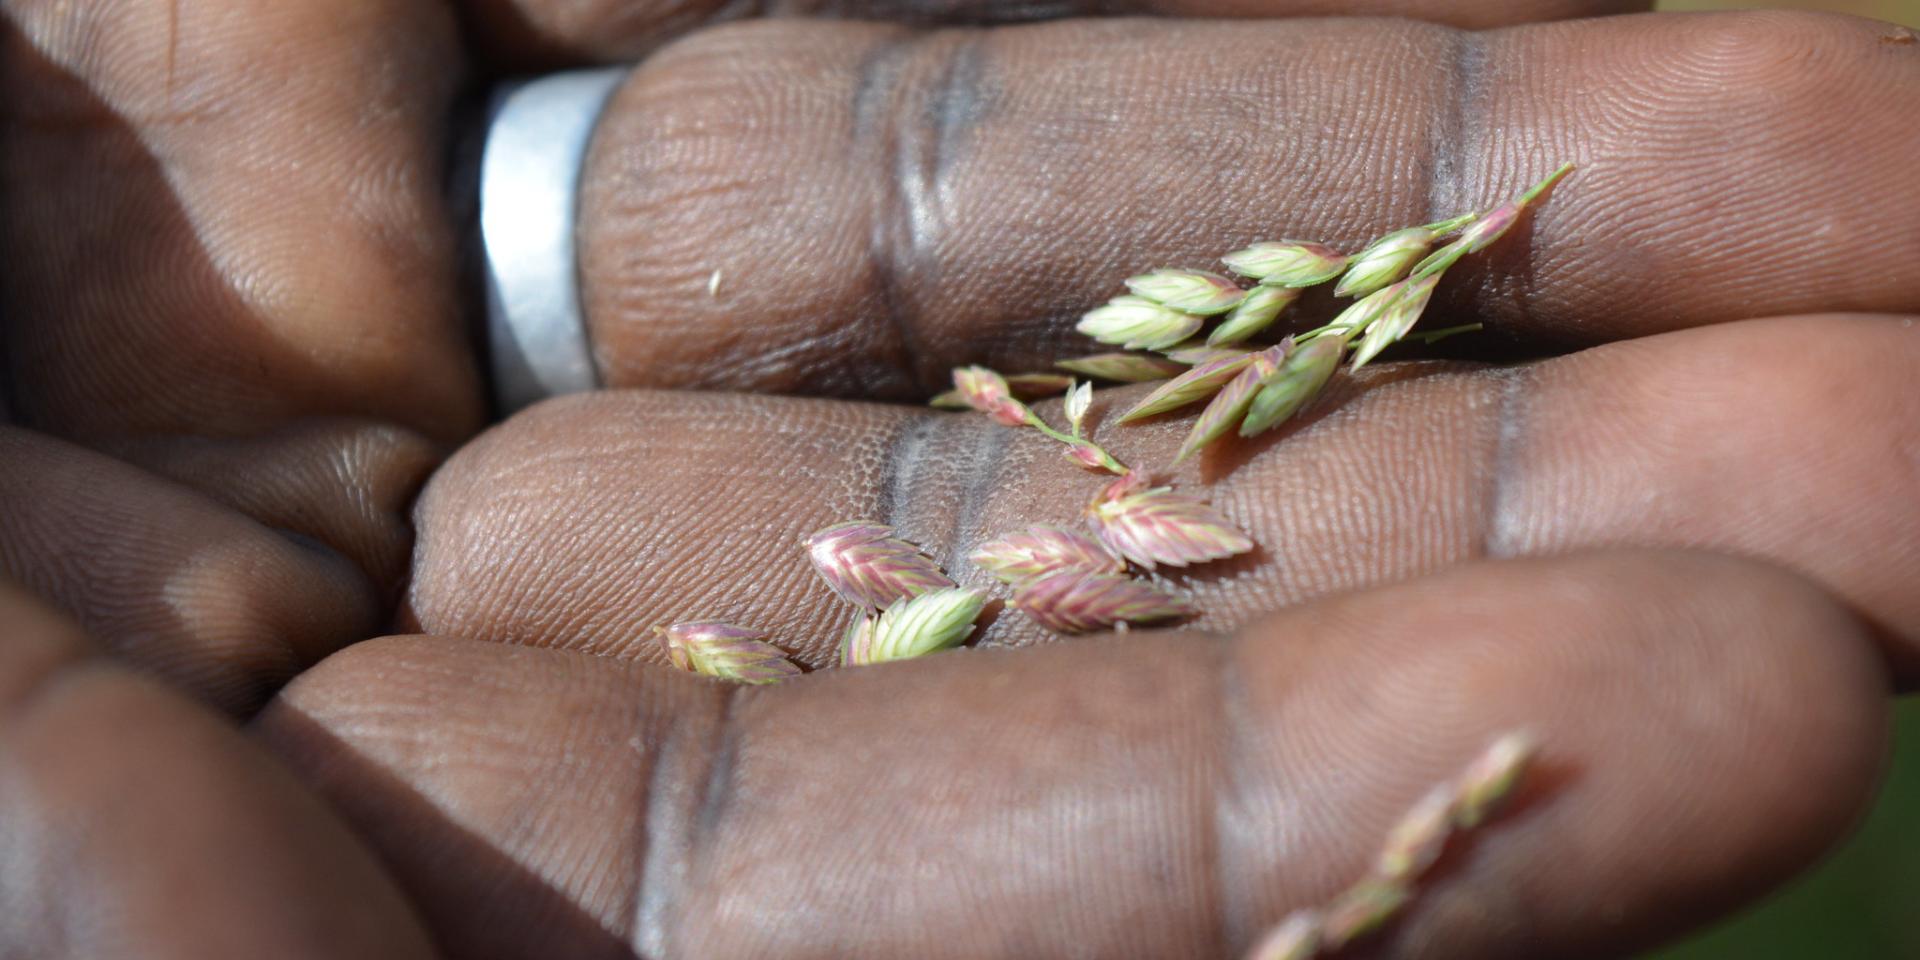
[463,0,1651,68]
[271,549,1887,959]
[0,585,435,958]
[579,12,1920,398]
[0,427,379,714]
[0,0,1916,956]
[409,316,1920,683]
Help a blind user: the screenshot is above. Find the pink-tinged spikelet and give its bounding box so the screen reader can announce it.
[1011,569,1196,633]
[970,524,1123,585]
[1240,333,1345,438]
[805,521,954,611]
[1117,351,1258,423]
[654,622,801,684]
[1087,475,1255,570]
[1174,343,1286,464]
[1055,352,1186,383]
[952,366,1033,428]
[1064,443,1119,473]
[1123,269,1247,315]
[930,372,1072,409]
[1221,240,1349,287]
[1165,344,1251,366]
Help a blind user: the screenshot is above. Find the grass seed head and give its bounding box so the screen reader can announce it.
[1221,241,1349,287]
[1078,295,1206,351]
[1123,268,1248,315]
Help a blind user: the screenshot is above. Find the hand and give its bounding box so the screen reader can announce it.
[0,547,1890,958]
[2,1,1916,957]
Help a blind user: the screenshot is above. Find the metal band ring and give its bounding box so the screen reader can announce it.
[479,67,627,413]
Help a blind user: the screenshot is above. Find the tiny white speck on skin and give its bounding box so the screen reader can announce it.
[707,268,723,297]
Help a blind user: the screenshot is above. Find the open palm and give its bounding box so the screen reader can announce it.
[2,0,1917,956]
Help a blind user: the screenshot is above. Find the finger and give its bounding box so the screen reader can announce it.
[0,2,481,443]
[261,549,1889,958]
[462,0,1648,69]
[577,11,1920,399]
[405,314,1920,684]
[99,420,444,602]
[0,427,378,714]
[0,583,433,959]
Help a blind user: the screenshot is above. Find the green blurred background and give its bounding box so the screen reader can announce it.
[1644,3,1917,955]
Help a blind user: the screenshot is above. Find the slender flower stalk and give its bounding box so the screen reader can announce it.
[655,622,801,684]
[1409,321,1484,345]
[841,587,986,666]
[947,367,1130,474]
[806,522,954,611]
[970,524,1123,585]
[1411,163,1574,279]
[1088,473,1255,569]
[1011,569,1196,633]
[1056,352,1186,383]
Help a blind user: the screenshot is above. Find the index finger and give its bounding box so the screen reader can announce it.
[576,11,1920,398]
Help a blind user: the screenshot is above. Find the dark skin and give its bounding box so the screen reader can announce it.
[1,0,1917,956]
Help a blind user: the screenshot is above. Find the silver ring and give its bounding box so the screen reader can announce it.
[479,68,627,413]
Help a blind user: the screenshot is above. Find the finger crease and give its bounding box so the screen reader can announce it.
[1480,365,1531,559]
[1207,636,1245,956]
[859,30,989,397]
[1425,27,1485,225]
